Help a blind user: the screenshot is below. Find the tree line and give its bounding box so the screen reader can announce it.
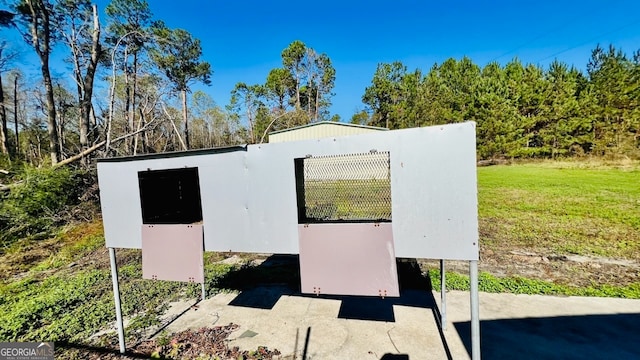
[0,0,336,167]
[358,45,640,159]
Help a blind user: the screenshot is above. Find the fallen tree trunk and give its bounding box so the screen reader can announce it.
[53,140,106,168]
[53,124,156,169]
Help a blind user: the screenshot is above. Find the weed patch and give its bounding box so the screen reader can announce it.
[0,245,238,345]
[428,269,640,299]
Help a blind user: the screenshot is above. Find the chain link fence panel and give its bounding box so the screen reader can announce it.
[297,152,392,222]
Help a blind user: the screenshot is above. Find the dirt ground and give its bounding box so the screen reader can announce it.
[420,247,640,288]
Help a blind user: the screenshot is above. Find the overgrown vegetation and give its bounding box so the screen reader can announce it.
[0,224,240,344]
[0,165,97,250]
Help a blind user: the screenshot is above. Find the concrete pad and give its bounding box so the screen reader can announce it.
[452,292,640,359]
[161,288,640,360]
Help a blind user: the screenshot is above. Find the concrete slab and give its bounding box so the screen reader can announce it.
[161,288,640,360]
[450,292,640,359]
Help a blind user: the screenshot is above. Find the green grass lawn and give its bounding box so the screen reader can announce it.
[478,162,640,259]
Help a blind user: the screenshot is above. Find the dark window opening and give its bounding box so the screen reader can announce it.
[295,152,392,223]
[138,167,203,224]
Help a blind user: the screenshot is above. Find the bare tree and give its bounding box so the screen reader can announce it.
[13,73,19,153]
[105,0,153,154]
[57,0,101,155]
[14,0,60,164]
[0,44,10,155]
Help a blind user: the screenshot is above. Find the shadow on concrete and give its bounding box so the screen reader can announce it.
[380,354,410,360]
[222,255,437,319]
[335,260,436,322]
[228,285,295,309]
[302,326,311,360]
[454,313,640,359]
[222,256,452,360]
[222,255,299,309]
[297,326,410,360]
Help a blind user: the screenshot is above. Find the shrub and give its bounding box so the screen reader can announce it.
[8,167,81,216]
[0,166,94,249]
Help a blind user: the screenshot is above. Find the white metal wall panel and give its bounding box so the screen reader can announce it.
[200,151,249,252]
[98,122,478,260]
[239,144,300,253]
[99,152,242,249]
[98,161,143,249]
[239,136,392,254]
[388,124,479,260]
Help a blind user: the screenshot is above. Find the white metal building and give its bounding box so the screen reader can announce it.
[268,121,387,143]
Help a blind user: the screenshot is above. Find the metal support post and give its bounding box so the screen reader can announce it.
[470,260,480,360]
[109,247,126,354]
[440,259,446,330]
[201,239,206,301]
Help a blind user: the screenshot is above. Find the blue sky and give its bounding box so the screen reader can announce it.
[6,0,640,121]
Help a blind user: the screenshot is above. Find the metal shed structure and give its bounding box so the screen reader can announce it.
[268,121,387,143]
[97,121,481,359]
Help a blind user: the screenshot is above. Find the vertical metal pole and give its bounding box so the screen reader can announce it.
[440,259,447,331]
[201,237,206,301]
[109,247,126,354]
[470,260,480,360]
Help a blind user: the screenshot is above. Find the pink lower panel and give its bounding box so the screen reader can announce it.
[298,223,399,297]
[141,224,204,283]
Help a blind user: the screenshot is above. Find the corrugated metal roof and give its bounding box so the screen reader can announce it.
[268,121,387,135]
[269,121,388,143]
